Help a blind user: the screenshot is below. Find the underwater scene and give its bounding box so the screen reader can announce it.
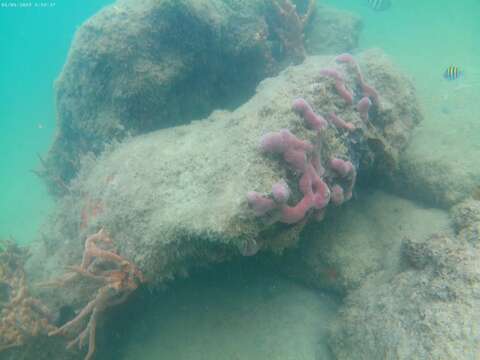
[1,0,480,359]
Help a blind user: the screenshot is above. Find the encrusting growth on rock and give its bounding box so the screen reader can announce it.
[0,239,55,353]
[45,228,145,360]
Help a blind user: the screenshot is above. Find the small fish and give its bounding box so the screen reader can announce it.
[443,65,464,81]
[368,0,391,11]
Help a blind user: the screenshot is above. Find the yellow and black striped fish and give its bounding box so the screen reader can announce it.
[443,65,464,81]
[368,0,391,11]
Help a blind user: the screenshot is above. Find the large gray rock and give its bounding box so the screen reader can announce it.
[29,50,420,299]
[306,5,362,56]
[41,0,362,194]
[284,190,450,294]
[329,199,480,360]
[392,148,479,208]
[387,70,480,209]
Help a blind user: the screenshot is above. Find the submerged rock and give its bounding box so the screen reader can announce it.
[24,49,420,359]
[329,199,480,359]
[391,152,477,208]
[29,49,420,292]
[283,190,450,294]
[40,0,362,195]
[305,5,362,56]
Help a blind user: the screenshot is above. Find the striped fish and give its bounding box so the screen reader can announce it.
[368,0,391,11]
[443,65,464,81]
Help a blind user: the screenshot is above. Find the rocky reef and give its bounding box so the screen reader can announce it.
[329,199,480,359]
[32,49,419,282]
[12,1,467,359]
[20,48,421,359]
[283,190,450,295]
[40,0,362,195]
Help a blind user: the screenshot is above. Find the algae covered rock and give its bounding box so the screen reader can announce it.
[329,199,480,360]
[284,190,450,294]
[306,5,362,56]
[29,50,421,303]
[41,0,362,195]
[392,150,478,208]
[45,0,273,191]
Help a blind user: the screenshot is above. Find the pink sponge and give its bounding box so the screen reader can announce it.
[319,67,344,81]
[292,98,328,131]
[260,129,313,172]
[335,53,362,82]
[330,185,345,205]
[246,160,331,225]
[329,158,354,177]
[356,97,372,121]
[320,68,353,105]
[247,83,364,227]
[329,157,356,201]
[246,191,276,216]
[280,164,330,224]
[328,112,355,132]
[280,196,313,224]
[271,180,290,203]
[336,53,380,107]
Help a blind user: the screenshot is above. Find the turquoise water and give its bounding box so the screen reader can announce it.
[1,0,480,359]
[0,1,113,244]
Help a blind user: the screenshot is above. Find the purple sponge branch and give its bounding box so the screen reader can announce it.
[335,53,380,107]
[356,97,372,121]
[246,180,291,217]
[260,129,313,172]
[247,87,361,228]
[361,83,380,107]
[246,191,276,216]
[271,179,291,203]
[320,68,353,105]
[280,163,330,224]
[334,81,354,105]
[329,157,354,177]
[335,53,362,79]
[329,157,356,201]
[330,184,345,206]
[328,112,356,132]
[246,160,331,225]
[319,67,344,81]
[292,98,328,131]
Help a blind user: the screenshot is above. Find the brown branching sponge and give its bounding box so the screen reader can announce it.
[46,228,145,360]
[271,0,316,63]
[0,239,55,353]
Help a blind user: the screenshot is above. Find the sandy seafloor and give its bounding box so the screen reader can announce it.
[1,0,480,359]
[117,260,339,360]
